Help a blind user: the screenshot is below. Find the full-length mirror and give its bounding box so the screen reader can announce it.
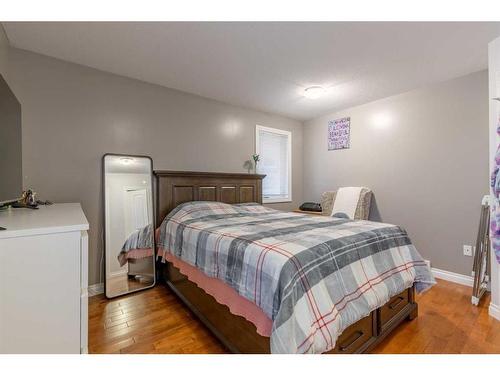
[103,154,155,298]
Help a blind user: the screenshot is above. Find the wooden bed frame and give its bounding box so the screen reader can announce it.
[154,170,418,354]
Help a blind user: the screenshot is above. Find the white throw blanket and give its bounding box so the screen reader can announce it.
[331,186,363,219]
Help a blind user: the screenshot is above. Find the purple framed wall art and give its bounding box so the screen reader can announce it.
[328,117,350,150]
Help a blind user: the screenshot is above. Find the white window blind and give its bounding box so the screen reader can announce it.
[255,125,292,203]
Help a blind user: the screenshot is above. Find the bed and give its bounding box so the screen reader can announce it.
[154,170,434,354]
[117,223,155,267]
[117,224,155,281]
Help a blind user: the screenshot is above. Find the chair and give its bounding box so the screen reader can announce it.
[321,187,372,220]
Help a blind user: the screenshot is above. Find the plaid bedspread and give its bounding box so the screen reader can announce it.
[157,202,435,354]
[118,223,154,266]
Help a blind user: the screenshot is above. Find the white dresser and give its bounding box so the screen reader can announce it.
[0,203,89,354]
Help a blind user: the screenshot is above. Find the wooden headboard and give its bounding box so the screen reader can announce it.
[154,170,266,224]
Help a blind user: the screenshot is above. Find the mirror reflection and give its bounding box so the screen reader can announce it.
[103,154,155,298]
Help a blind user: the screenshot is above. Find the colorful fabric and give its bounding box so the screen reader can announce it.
[157,201,435,354]
[118,223,154,266]
[490,117,500,263]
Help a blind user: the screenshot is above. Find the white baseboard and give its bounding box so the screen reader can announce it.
[88,283,104,297]
[489,303,500,321]
[431,267,473,287]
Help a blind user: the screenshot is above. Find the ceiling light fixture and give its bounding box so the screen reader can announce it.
[120,157,134,165]
[303,86,326,99]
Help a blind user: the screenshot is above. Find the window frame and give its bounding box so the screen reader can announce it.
[255,125,292,204]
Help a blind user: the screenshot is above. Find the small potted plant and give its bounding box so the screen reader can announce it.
[252,154,260,173]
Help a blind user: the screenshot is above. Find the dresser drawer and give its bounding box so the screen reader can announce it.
[332,312,375,353]
[380,289,410,328]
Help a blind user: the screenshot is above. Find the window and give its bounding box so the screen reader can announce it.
[255,125,292,203]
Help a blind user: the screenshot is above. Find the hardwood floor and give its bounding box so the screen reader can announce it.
[88,279,500,354]
[106,275,154,297]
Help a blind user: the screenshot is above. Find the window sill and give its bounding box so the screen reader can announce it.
[263,198,292,204]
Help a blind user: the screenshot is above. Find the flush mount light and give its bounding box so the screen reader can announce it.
[303,86,326,99]
[120,157,134,165]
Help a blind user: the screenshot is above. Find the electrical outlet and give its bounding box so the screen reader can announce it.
[463,245,473,257]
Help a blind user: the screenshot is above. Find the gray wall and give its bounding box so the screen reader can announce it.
[7,48,303,285]
[0,25,8,76]
[4,44,488,282]
[1,22,21,201]
[303,71,489,276]
[0,74,22,201]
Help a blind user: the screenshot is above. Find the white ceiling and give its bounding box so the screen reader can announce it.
[3,22,500,121]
